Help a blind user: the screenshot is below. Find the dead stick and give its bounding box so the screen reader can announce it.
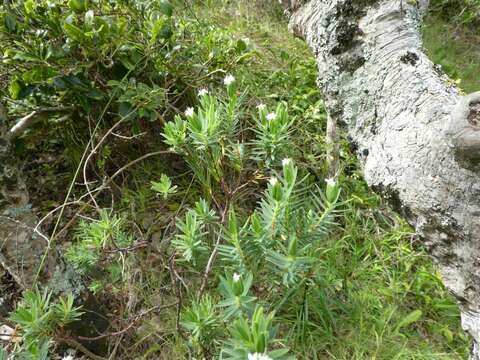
[326,111,339,179]
[197,204,229,298]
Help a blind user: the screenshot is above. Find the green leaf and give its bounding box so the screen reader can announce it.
[236,39,247,53]
[24,0,36,16]
[9,79,23,100]
[151,174,178,199]
[63,22,86,42]
[0,347,7,360]
[269,348,292,358]
[22,66,57,83]
[159,24,173,39]
[87,88,104,100]
[68,0,88,13]
[4,14,16,33]
[52,77,67,90]
[395,310,422,332]
[159,1,174,17]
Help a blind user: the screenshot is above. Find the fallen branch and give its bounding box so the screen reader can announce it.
[57,336,107,360]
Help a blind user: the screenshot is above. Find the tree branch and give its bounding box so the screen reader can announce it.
[7,106,73,140]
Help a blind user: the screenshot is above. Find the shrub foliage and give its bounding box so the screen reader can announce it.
[0,0,470,359]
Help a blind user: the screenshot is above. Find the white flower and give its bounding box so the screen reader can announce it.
[224,74,235,86]
[233,273,241,282]
[173,45,181,51]
[248,353,273,360]
[198,88,208,96]
[282,158,292,166]
[62,356,74,360]
[36,29,48,37]
[325,178,336,187]
[185,107,194,117]
[266,112,277,121]
[257,103,266,111]
[269,177,278,186]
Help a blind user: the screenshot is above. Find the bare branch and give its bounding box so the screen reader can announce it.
[325,111,339,179]
[7,106,73,140]
[197,204,230,298]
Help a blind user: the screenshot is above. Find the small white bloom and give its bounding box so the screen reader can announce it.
[325,178,336,187]
[282,158,292,166]
[269,177,278,186]
[224,74,235,86]
[257,103,266,111]
[248,353,273,360]
[35,29,48,37]
[233,273,241,282]
[62,355,74,360]
[185,107,194,117]
[266,112,277,121]
[198,88,208,96]
[173,45,181,51]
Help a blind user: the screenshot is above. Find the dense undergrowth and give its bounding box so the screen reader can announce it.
[0,0,477,359]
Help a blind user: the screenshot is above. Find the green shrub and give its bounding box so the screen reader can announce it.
[1,0,471,359]
[8,289,82,359]
[429,0,480,27]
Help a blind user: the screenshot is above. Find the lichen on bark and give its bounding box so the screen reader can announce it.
[286,0,480,357]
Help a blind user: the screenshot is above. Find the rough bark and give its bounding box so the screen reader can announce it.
[286,0,480,357]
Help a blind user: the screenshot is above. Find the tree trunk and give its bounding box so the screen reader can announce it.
[285,0,480,357]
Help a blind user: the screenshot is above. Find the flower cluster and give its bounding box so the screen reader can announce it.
[266,113,277,121]
[224,74,235,86]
